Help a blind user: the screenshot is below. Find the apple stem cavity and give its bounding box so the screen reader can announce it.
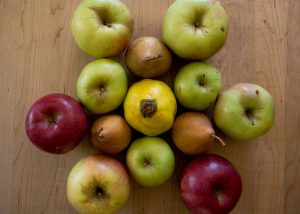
[99,85,106,94]
[89,6,112,28]
[46,116,55,123]
[213,185,222,196]
[143,160,150,167]
[95,186,104,198]
[140,99,157,118]
[211,134,226,146]
[199,74,206,86]
[193,9,205,29]
[45,114,57,126]
[245,109,255,125]
[103,22,112,28]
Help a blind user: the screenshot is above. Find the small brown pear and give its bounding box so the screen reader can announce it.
[91,114,132,154]
[125,36,172,78]
[171,112,225,155]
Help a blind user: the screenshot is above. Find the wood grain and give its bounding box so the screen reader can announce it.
[0,0,297,213]
[285,0,300,213]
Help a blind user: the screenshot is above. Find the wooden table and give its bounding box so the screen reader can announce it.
[0,0,298,213]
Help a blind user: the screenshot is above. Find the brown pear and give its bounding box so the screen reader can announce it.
[91,114,132,154]
[171,112,225,155]
[125,36,172,78]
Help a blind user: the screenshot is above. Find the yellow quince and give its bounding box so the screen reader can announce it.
[123,79,177,136]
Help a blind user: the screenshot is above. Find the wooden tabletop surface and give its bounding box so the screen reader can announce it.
[0,0,298,213]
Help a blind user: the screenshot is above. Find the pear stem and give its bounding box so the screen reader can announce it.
[211,134,226,146]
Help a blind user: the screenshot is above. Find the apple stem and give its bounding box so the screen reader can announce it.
[211,134,226,146]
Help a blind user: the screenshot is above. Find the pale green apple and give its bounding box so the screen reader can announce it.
[174,62,221,110]
[162,0,228,60]
[76,59,128,114]
[71,0,134,58]
[126,137,175,187]
[214,83,276,141]
[67,154,130,214]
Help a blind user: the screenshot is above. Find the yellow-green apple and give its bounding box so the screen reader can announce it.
[67,154,130,214]
[162,0,228,60]
[76,59,128,114]
[214,83,276,141]
[180,154,242,214]
[174,62,221,110]
[71,0,134,58]
[125,36,172,78]
[25,93,87,154]
[126,137,175,187]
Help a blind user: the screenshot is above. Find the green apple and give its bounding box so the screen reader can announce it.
[174,62,221,110]
[162,0,228,60]
[126,137,175,187]
[214,83,276,141]
[76,59,128,114]
[67,154,130,214]
[71,0,134,58]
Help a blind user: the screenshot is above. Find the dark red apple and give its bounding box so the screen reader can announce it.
[180,154,242,214]
[25,93,88,154]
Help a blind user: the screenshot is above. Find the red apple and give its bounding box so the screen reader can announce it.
[25,93,88,154]
[180,154,242,214]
